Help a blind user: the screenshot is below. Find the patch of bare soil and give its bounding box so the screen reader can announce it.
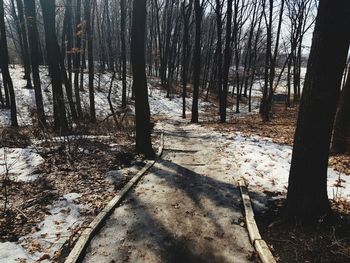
[255,198,350,263]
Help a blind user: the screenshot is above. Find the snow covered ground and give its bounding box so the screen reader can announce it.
[0,147,44,182]
[0,193,85,262]
[223,132,350,210]
[0,66,217,126]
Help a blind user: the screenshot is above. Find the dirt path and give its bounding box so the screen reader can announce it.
[83,119,256,263]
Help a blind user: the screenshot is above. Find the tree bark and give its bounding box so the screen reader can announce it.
[73,0,83,119]
[131,0,155,158]
[40,0,68,133]
[120,0,127,108]
[15,0,33,89]
[191,0,202,123]
[85,0,96,122]
[332,72,350,154]
[181,0,193,119]
[286,0,350,221]
[220,0,233,123]
[0,0,18,127]
[24,0,47,127]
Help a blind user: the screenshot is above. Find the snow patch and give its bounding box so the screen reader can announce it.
[223,132,350,209]
[0,148,44,182]
[0,242,29,263]
[19,193,85,261]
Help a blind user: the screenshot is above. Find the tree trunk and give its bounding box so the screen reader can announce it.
[131,0,155,158]
[73,0,83,119]
[15,0,33,89]
[191,0,202,123]
[332,72,350,154]
[24,0,47,127]
[105,0,115,71]
[65,0,74,84]
[220,0,233,123]
[286,0,350,222]
[182,0,193,119]
[85,0,96,122]
[40,0,68,133]
[0,0,18,127]
[121,0,127,108]
[215,0,223,116]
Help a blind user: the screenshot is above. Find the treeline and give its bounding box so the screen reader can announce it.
[0,0,318,130]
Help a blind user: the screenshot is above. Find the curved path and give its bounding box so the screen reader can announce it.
[83,119,256,263]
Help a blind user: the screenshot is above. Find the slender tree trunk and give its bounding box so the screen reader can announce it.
[60,1,77,122]
[0,0,18,127]
[85,0,96,122]
[215,0,223,115]
[73,0,83,119]
[0,76,3,107]
[191,0,202,123]
[286,0,350,221]
[24,0,46,127]
[182,0,193,119]
[65,0,73,84]
[15,0,33,89]
[220,0,233,123]
[260,0,273,121]
[105,0,115,71]
[121,0,127,108]
[332,72,350,154]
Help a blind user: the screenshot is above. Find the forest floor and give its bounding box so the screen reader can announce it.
[1,66,350,262]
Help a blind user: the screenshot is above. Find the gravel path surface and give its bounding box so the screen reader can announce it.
[83,119,256,263]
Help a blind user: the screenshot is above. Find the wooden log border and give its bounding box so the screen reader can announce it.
[238,179,277,263]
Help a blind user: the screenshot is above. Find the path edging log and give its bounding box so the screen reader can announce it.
[238,179,277,263]
[64,133,164,263]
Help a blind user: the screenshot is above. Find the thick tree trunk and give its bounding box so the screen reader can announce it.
[40,0,68,133]
[131,0,155,158]
[286,0,350,221]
